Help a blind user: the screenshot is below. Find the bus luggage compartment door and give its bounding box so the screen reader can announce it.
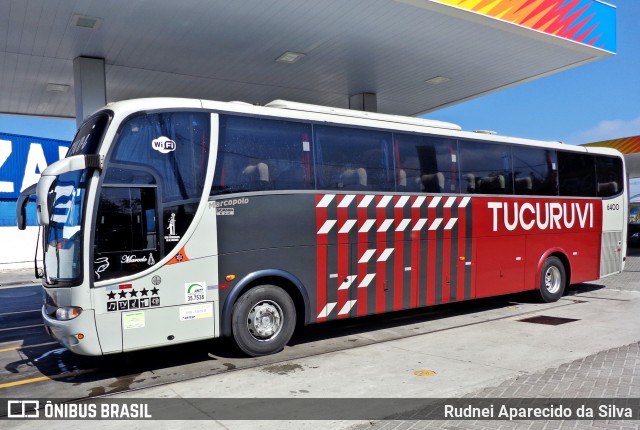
[475,235,525,298]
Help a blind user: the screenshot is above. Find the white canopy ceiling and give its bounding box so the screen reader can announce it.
[0,0,614,119]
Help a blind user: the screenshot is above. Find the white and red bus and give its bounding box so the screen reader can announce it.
[17,98,627,356]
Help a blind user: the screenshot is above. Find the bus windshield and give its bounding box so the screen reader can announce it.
[42,112,110,285]
[43,170,88,284]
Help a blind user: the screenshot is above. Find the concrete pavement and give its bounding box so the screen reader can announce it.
[4,250,640,429]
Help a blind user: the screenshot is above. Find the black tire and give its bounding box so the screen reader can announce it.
[535,256,566,303]
[231,285,296,357]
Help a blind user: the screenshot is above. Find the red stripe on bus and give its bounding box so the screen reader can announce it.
[357,195,369,317]
[457,200,467,301]
[427,198,437,306]
[410,196,421,309]
[315,194,328,322]
[393,196,404,311]
[337,195,350,319]
[375,195,387,314]
[441,202,452,304]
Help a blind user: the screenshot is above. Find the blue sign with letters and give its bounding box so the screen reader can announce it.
[0,132,71,226]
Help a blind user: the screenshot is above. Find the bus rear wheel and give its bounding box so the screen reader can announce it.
[231,285,296,357]
[535,256,566,303]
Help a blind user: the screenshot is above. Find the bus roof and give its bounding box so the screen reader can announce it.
[102,97,624,158]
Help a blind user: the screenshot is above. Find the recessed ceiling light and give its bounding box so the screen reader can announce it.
[71,14,103,30]
[425,76,450,85]
[276,51,305,64]
[46,83,70,93]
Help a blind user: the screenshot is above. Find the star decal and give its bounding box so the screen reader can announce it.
[118,290,128,299]
[151,287,160,296]
[129,289,138,297]
[107,291,116,300]
[140,288,149,296]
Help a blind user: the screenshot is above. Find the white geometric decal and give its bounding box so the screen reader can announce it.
[358,273,376,288]
[317,194,335,208]
[358,249,377,263]
[395,195,410,208]
[317,302,337,318]
[338,195,356,207]
[359,219,376,233]
[338,300,357,315]
[428,196,442,208]
[358,195,375,208]
[377,195,393,208]
[429,218,443,230]
[377,248,394,262]
[412,196,426,208]
[412,218,428,231]
[339,219,357,233]
[459,196,471,208]
[444,218,458,230]
[318,220,337,234]
[395,219,411,232]
[338,275,358,290]
[378,219,394,232]
[444,197,457,208]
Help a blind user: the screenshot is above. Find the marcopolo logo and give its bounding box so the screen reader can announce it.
[151,136,176,154]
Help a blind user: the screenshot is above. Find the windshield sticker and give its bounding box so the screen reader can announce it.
[185,282,206,303]
[151,136,176,154]
[94,257,109,279]
[165,213,180,242]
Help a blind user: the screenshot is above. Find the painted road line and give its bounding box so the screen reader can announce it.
[0,309,40,317]
[0,341,58,353]
[0,324,43,332]
[0,369,97,389]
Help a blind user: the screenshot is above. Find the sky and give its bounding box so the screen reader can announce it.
[0,1,638,147]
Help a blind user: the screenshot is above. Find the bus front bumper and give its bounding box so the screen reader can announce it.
[42,306,103,356]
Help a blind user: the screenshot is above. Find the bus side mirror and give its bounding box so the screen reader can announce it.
[16,184,37,230]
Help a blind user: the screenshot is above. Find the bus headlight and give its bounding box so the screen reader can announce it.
[55,306,83,320]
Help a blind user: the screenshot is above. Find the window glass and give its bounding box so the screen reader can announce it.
[67,112,111,156]
[595,155,624,197]
[111,112,210,203]
[95,111,209,281]
[212,115,313,194]
[459,140,513,194]
[94,187,159,280]
[315,125,393,191]
[557,152,596,197]
[512,146,558,196]
[395,133,458,193]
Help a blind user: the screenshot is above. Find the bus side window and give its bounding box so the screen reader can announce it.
[595,155,623,197]
[394,133,458,193]
[512,146,558,196]
[315,125,393,192]
[212,115,313,194]
[557,152,596,197]
[459,140,513,195]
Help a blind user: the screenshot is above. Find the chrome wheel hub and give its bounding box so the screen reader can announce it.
[247,300,283,340]
[544,266,561,294]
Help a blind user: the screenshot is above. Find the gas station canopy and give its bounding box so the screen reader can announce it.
[0,0,616,120]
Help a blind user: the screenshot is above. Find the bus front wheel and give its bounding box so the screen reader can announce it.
[536,256,566,303]
[231,285,296,357]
